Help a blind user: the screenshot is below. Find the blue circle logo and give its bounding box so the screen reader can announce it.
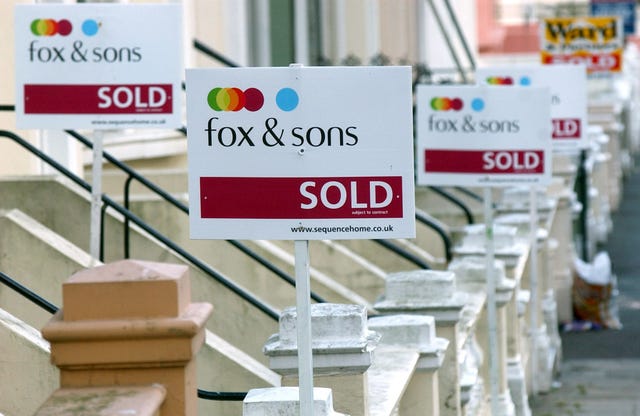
[519,76,532,86]
[82,19,99,36]
[471,98,485,112]
[276,88,299,111]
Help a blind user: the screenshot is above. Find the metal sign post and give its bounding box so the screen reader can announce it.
[294,240,314,415]
[483,187,500,415]
[529,186,539,395]
[89,130,103,262]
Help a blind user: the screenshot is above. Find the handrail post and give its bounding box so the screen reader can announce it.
[38,260,213,416]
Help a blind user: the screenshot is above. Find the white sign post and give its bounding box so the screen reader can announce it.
[416,85,551,413]
[187,66,415,414]
[15,4,183,260]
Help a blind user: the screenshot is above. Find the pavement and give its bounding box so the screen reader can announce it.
[529,158,640,415]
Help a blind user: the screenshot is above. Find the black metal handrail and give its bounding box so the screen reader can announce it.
[0,129,280,322]
[440,0,476,73]
[415,208,453,263]
[193,39,241,68]
[424,0,469,83]
[197,390,247,401]
[428,186,475,225]
[453,186,483,203]
[375,239,431,269]
[63,129,326,304]
[0,269,247,401]
[0,271,59,314]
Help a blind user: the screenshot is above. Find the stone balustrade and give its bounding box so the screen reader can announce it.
[374,270,468,416]
[262,302,451,416]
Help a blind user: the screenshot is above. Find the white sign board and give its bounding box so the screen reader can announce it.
[15,4,183,129]
[475,65,588,150]
[186,66,415,240]
[416,85,552,187]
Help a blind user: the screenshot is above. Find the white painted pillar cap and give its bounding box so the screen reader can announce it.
[368,314,448,370]
[263,304,379,375]
[243,387,347,416]
[374,270,467,323]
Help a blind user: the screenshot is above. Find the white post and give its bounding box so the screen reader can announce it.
[294,240,314,416]
[415,0,428,65]
[484,188,500,415]
[365,0,380,60]
[294,0,310,65]
[89,130,104,262]
[529,186,539,395]
[333,0,347,63]
[255,0,271,67]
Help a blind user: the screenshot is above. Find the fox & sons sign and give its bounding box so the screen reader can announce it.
[416,85,552,187]
[15,3,183,129]
[186,66,416,240]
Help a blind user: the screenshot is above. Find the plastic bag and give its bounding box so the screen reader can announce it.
[572,252,622,329]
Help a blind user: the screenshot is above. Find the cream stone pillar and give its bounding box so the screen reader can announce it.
[449,257,516,416]
[495,213,561,395]
[263,303,379,416]
[374,270,467,416]
[39,260,213,416]
[451,223,531,416]
[368,314,449,416]
[243,387,346,416]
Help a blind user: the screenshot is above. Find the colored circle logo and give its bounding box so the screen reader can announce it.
[471,98,485,112]
[207,87,264,112]
[519,76,532,86]
[30,19,72,36]
[430,97,463,111]
[82,19,99,36]
[276,88,299,111]
[485,76,513,85]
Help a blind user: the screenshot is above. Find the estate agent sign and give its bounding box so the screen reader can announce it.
[15,3,183,129]
[475,65,588,150]
[540,15,624,74]
[416,85,552,187]
[186,66,416,240]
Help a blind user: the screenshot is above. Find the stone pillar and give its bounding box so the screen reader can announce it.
[243,387,347,416]
[451,223,531,416]
[374,270,467,416]
[368,314,449,416]
[263,303,379,416]
[449,257,516,416]
[40,260,213,416]
[495,213,561,395]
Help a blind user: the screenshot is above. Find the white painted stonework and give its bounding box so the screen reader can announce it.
[243,387,347,416]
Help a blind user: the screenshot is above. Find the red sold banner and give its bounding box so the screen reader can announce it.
[552,118,581,139]
[424,150,544,174]
[24,84,173,114]
[199,176,403,219]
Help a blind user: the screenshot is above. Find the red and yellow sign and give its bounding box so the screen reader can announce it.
[540,16,623,74]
